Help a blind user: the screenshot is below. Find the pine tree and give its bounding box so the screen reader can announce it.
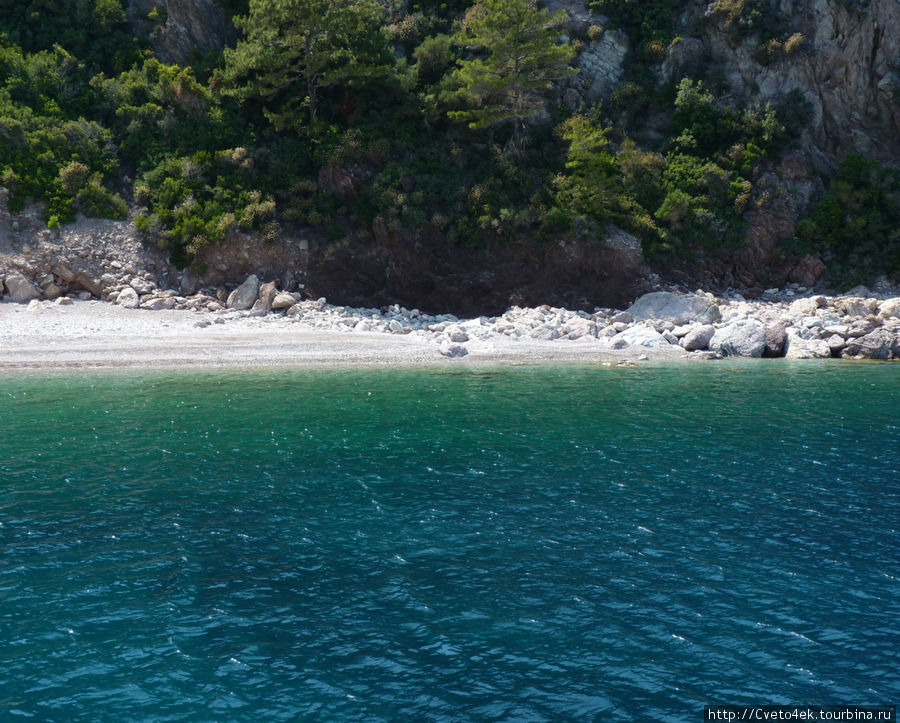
[448,0,575,144]
[225,0,390,128]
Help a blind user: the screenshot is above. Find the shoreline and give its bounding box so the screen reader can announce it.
[0,300,683,371]
[2,285,898,371]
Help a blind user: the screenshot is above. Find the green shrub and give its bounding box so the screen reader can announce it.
[58,161,90,195]
[797,154,900,284]
[134,150,277,267]
[75,180,128,218]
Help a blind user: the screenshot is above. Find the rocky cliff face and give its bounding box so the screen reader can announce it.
[567,0,900,169]
[702,0,900,170]
[126,0,234,64]
[554,0,898,289]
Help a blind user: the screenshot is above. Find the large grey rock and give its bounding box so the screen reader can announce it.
[4,271,40,302]
[680,324,715,351]
[609,311,633,325]
[567,30,629,102]
[42,282,63,300]
[612,325,669,348]
[130,276,155,295]
[141,296,175,310]
[764,322,787,357]
[116,286,140,309]
[446,326,470,343]
[788,296,824,317]
[837,297,875,319]
[843,329,895,359]
[878,297,900,320]
[825,334,847,354]
[709,319,767,357]
[226,274,260,310]
[626,292,720,325]
[784,334,831,359]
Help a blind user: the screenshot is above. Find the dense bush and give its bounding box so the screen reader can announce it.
[0,48,123,221]
[797,154,900,284]
[134,149,277,267]
[0,0,141,74]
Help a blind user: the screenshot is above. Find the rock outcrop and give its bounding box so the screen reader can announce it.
[126,0,234,65]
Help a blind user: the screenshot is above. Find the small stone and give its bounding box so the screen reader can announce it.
[130,276,155,295]
[439,342,468,358]
[610,311,634,325]
[271,291,298,310]
[447,326,469,343]
[116,286,140,309]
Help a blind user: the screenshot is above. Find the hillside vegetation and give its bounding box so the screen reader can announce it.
[0,0,897,289]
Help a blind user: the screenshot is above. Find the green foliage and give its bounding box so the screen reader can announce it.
[135,149,277,267]
[0,0,140,73]
[225,0,394,128]
[0,55,120,221]
[587,0,685,46]
[551,115,618,232]
[74,179,128,218]
[91,59,246,169]
[797,154,900,284]
[0,0,883,291]
[413,34,453,85]
[774,87,813,138]
[671,78,785,161]
[708,0,765,37]
[446,0,575,143]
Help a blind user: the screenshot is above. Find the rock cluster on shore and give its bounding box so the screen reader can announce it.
[4,259,899,360]
[1,219,899,361]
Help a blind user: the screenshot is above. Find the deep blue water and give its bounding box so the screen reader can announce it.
[0,362,898,721]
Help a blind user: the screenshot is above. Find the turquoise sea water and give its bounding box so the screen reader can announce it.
[1,362,898,721]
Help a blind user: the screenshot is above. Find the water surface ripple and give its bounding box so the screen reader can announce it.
[1,363,897,720]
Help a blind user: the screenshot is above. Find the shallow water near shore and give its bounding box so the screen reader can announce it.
[1,362,898,721]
